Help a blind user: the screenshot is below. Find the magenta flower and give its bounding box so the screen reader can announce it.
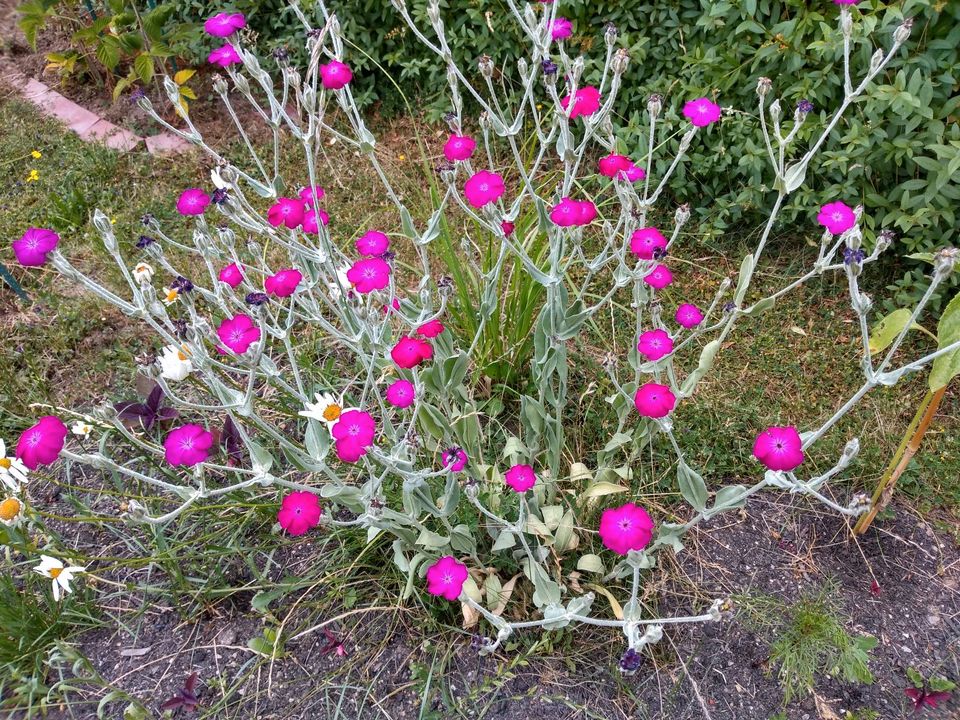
[425,555,468,601]
[391,336,433,369]
[500,220,515,236]
[356,230,390,256]
[332,410,376,444]
[298,185,325,206]
[417,320,445,338]
[550,197,597,227]
[208,43,242,67]
[301,208,329,234]
[817,201,856,235]
[550,17,572,40]
[203,12,245,37]
[629,227,667,260]
[464,170,505,208]
[320,60,352,90]
[624,164,646,182]
[443,135,476,162]
[217,314,260,355]
[637,329,674,361]
[643,264,673,290]
[599,154,629,177]
[12,228,59,267]
[264,268,302,297]
[675,303,705,328]
[346,257,391,294]
[335,439,368,463]
[443,447,468,472]
[16,416,68,470]
[634,382,676,418]
[598,153,639,180]
[682,97,722,127]
[219,263,244,288]
[176,188,210,216]
[164,424,214,467]
[277,491,322,536]
[382,297,401,315]
[560,86,601,119]
[267,197,305,229]
[385,379,415,408]
[599,503,654,555]
[753,426,804,472]
[504,464,536,493]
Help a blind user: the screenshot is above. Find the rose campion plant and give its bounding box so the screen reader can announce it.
[18,0,950,666]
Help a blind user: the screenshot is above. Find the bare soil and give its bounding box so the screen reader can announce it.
[26,476,960,720]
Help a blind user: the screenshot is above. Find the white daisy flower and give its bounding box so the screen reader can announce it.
[163,287,179,306]
[71,421,93,437]
[299,392,357,434]
[132,262,154,284]
[0,439,29,492]
[0,496,24,527]
[158,345,193,382]
[34,555,86,601]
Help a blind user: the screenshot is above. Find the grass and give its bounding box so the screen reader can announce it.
[1,84,958,718]
[736,583,877,705]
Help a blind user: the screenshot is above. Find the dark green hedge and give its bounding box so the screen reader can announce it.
[171,0,960,309]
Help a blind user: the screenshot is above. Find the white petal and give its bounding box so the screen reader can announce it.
[52,580,61,601]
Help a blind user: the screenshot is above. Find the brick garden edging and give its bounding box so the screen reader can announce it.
[3,68,192,155]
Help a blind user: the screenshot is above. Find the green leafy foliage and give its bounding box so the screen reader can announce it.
[737,584,877,705]
[160,0,960,310]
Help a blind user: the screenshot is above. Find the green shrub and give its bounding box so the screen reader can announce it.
[161,0,956,309]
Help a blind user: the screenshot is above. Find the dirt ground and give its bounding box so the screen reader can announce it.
[28,478,959,720]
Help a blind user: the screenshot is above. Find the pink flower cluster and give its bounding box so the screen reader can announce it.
[599,154,645,182]
[550,197,597,227]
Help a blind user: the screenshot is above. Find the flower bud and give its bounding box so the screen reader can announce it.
[212,74,228,96]
[894,17,913,45]
[427,0,440,27]
[934,246,958,277]
[678,129,695,153]
[541,59,558,80]
[604,22,619,48]
[675,203,691,226]
[756,77,772,98]
[478,54,494,79]
[611,47,629,76]
[769,99,781,121]
[647,94,662,119]
[516,57,528,81]
[869,48,884,74]
[478,111,491,131]
[875,229,895,254]
[570,56,584,85]
[233,73,250,95]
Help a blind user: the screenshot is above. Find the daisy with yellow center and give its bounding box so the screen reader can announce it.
[0,439,29,492]
[163,287,179,305]
[158,344,193,382]
[299,392,357,434]
[34,555,86,601]
[0,496,24,527]
[71,421,93,437]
